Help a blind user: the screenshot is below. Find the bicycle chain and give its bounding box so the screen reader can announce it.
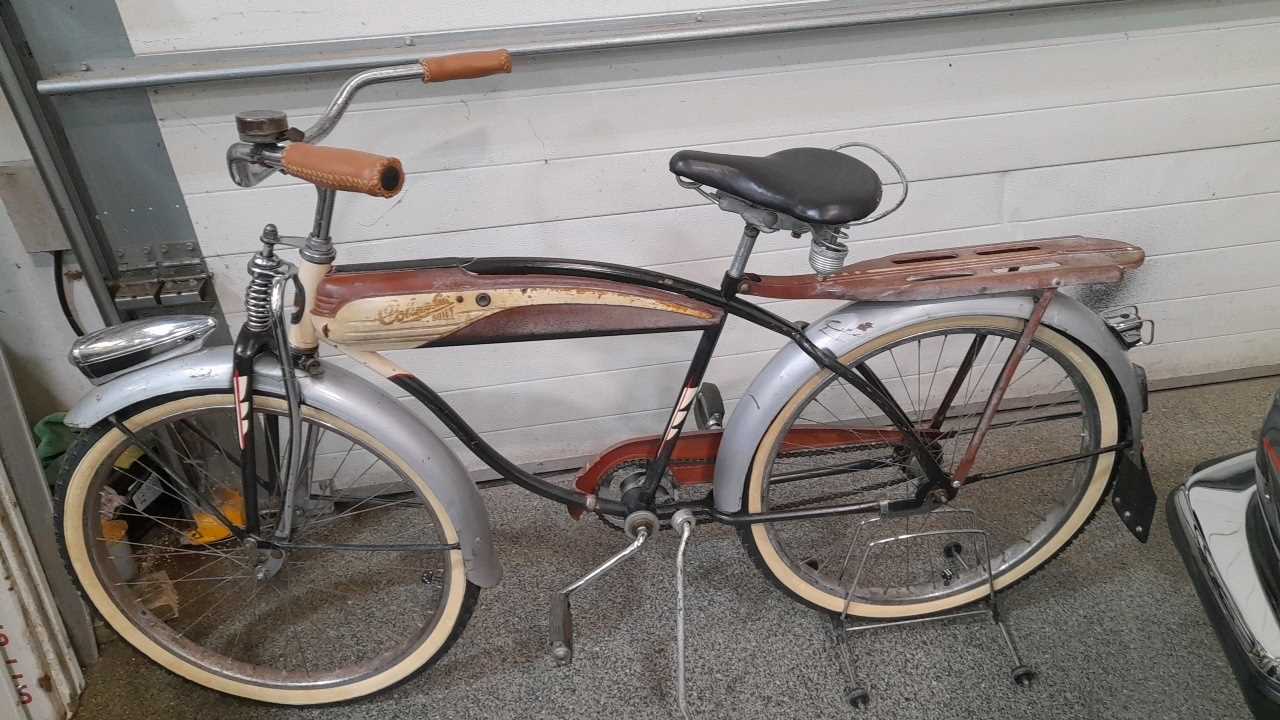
[767,475,918,513]
[591,442,914,521]
[594,439,899,478]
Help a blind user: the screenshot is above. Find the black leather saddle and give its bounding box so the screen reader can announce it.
[669,147,883,226]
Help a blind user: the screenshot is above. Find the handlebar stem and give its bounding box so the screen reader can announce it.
[302,187,337,263]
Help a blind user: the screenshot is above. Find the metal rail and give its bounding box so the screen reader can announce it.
[0,10,120,323]
[37,0,1113,95]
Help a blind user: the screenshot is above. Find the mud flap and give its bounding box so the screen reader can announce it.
[1111,451,1156,542]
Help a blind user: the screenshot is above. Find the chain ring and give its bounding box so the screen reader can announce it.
[594,461,680,531]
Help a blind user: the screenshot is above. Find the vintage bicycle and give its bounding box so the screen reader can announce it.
[56,50,1157,705]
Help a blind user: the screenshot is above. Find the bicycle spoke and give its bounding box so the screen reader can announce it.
[754,323,1108,609]
[296,496,418,537]
[115,574,256,586]
[178,575,253,638]
[77,398,459,690]
[116,503,195,539]
[112,463,206,520]
[885,346,918,420]
[104,537,247,566]
[944,337,1007,472]
[227,580,267,659]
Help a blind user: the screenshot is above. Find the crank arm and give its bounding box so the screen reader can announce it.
[549,522,652,666]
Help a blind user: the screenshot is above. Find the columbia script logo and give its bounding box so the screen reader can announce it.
[376,296,457,325]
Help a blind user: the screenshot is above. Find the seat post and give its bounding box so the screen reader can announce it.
[727,224,760,279]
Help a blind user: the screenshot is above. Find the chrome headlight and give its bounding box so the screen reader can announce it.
[68,315,217,385]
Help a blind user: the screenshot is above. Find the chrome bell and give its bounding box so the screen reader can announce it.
[234,109,292,144]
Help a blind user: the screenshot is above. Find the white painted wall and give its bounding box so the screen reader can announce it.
[137,0,1280,469]
[0,97,96,423]
[117,0,779,54]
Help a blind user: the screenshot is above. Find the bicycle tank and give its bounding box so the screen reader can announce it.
[311,258,723,350]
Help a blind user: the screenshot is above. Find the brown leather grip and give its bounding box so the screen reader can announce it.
[281,144,404,198]
[420,49,512,83]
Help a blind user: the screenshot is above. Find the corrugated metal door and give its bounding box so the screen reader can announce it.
[0,457,83,719]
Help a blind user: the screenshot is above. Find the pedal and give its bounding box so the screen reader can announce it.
[548,594,574,666]
[548,511,656,666]
[692,383,725,430]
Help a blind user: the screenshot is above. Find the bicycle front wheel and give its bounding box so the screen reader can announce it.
[741,315,1122,618]
[57,391,477,705]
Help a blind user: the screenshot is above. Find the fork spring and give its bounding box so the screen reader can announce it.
[244,257,280,332]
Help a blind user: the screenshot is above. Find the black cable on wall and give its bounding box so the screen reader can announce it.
[52,249,84,337]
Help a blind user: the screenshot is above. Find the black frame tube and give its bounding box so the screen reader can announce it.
[235,252,1117,529]
[964,441,1130,484]
[632,318,726,510]
[390,372,631,516]
[388,256,953,516]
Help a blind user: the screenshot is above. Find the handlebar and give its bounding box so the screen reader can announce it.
[227,50,511,194]
[282,144,404,198]
[302,49,512,145]
[421,49,512,83]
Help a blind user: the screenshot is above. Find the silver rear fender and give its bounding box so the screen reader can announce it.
[713,292,1147,513]
[64,346,502,587]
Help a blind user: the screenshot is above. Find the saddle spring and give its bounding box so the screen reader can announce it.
[804,140,911,276]
[809,229,850,275]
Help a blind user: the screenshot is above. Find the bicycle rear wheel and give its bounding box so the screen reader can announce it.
[740,315,1121,618]
[58,392,477,705]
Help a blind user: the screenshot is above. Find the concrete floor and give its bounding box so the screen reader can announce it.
[74,377,1273,720]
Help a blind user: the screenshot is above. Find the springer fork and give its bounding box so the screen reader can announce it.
[237,229,307,578]
[266,264,307,544]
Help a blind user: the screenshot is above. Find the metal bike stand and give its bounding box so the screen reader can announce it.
[825,510,1036,710]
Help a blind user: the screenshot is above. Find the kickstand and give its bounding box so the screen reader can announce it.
[672,509,696,719]
[826,510,1038,710]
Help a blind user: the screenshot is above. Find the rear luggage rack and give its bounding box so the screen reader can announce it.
[739,236,1145,302]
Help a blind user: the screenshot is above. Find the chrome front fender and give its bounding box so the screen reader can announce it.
[64,346,502,587]
[713,292,1146,513]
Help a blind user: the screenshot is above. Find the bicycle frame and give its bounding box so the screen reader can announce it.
[222,132,1159,536]
[54,53,1166,700]
[265,227,1150,533]
[306,250,954,522]
[213,57,1153,531]
[63,55,1155,552]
